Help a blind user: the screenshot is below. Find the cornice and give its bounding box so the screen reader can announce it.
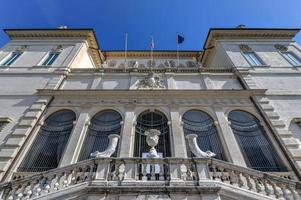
[4,29,102,68]
[37,89,266,99]
[103,51,202,59]
[69,67,234,74]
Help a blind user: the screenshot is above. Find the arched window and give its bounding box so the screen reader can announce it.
[18,110,76,172]
[134,111,171,157]
[78,110,122,161]
[183,110,225,160]
[228,110,286,172]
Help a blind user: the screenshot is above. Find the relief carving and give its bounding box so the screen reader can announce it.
[137,72,165,89]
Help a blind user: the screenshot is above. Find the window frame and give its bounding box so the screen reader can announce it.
[1,51,23,66]
[242,51,265,67]
[39,52,60,66]
[280,51,301,66]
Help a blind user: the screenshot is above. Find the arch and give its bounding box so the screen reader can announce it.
[18,110,76,172]
[183,110,225,160]
[228,110,286,172]
[78,109,122,161]
[134,110,171,157]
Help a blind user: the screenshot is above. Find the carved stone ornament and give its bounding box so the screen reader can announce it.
[16,45,27,52]
[186,134,216,158]
[274,44,288,52]
[239,44,252,52]
[137,72,165,89]
[90,134,120,158]
[51,45,63,52]
[108,60,117,67]
[144,129,161,158]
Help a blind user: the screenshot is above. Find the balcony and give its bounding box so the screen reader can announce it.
[1,158,301,200]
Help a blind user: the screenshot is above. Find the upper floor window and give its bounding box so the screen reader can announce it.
[42,52,60,66]
[281,52,301,66]
[239,44,264,66]
[274,44,301,66]
[1,52,22,66]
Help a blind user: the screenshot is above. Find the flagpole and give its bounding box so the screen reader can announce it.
[176,33,179,67]
[124,32,128,71]
[151,34,153,71]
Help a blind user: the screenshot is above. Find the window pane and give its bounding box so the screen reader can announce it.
[78,110,122,161]
[134,111,171,157]
[183,110,225,160]
[283,52,301,66]
[228,110,287,172]
[244,52,263,66]
[42,52,60,66]
[18,110,75,172]
[2,52,22,66]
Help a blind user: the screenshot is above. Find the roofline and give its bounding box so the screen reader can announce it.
[102,50,201,52]
[202,27,301,49]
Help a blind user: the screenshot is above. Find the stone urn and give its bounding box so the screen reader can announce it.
[144,129,161,158]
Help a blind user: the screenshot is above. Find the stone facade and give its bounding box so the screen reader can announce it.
[0,28,300,199]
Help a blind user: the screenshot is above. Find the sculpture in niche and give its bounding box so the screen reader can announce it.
[274,44,288,52]
[186,134,216,158]
[137,72,165,89]
[144,129,161,158]
[90,134,120,158]
[239,44,252,52]
[133,61,139,68]
[108,60,117,67]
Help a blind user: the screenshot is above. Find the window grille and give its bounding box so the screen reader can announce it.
[18,110,75,172]
[183,110,225,160]
[78,110,122,161]
[228,110,287,172]
[134,111,171,157]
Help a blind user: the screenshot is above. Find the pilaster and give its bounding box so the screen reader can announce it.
[119,106,135,157]
[170,106,187,157]
[214,107,247,167]
[59,110,90,166]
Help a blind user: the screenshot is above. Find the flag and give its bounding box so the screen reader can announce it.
[177,34,184,44]
[150,36,154,49]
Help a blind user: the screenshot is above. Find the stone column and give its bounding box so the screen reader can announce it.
[59,110,90,166]
[119,106,135,157]
[214,107,247,167]
[170,106,187,157]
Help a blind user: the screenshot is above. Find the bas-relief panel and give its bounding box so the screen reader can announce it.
[210,77,242,89]
[63,78,94,89]
[252,75,301,92]
[0,75,52,94]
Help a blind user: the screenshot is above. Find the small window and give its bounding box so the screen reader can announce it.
[2,52,22,66]
[42,52,60,66]
[282,52,301,66]
[243,52,264,66]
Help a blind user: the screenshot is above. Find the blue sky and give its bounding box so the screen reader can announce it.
[0,0,301,50]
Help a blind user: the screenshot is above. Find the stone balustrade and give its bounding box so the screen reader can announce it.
[1,158,300,200]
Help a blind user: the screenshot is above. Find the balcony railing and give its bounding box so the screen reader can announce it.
[1,158,301,200]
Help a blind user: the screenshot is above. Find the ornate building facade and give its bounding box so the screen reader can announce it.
[0,28,300,199]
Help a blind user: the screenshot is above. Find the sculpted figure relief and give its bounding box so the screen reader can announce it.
[137,72,165,89]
